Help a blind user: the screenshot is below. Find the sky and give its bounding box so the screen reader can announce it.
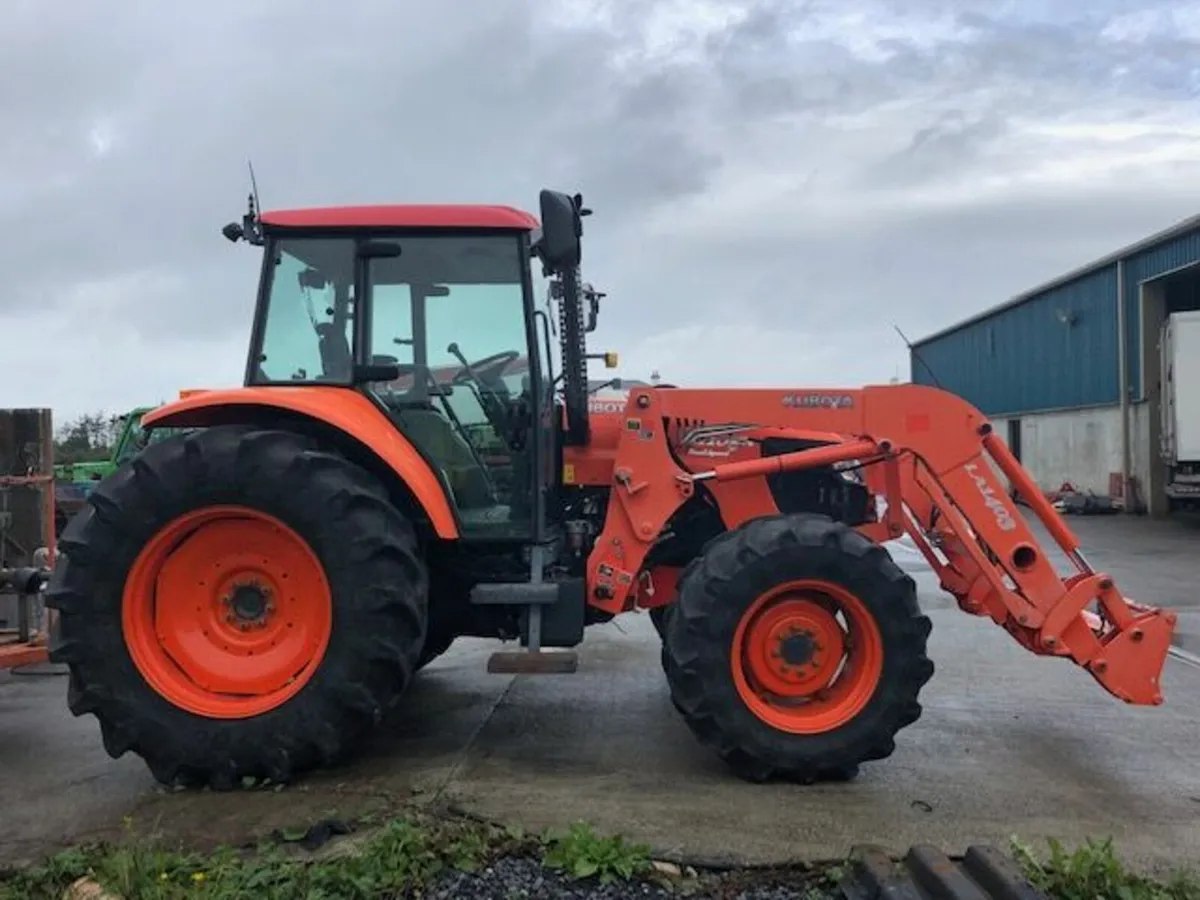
[2,0,1199,424]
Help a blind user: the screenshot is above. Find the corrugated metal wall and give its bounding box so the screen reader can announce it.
[911,267,1119,416]
[913,224,1200,416]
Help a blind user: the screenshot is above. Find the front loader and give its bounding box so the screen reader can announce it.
[47,190,1175,789]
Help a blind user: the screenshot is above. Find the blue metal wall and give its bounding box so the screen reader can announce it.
[912,267,1119,416]
[913,224,1200,416]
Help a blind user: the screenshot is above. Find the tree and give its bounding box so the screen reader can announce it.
[54,412,123,465]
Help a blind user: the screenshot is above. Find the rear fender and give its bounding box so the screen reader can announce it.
[141,387,460,539]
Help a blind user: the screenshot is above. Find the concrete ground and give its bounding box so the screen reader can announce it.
[895,509,1200,652]
[1051,512,1200,654]
[2,519,1199,874]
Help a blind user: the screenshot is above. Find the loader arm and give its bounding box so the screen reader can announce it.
[584,383,1175,706]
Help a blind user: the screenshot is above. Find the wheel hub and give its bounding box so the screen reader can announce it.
[731,578,886,735]
[226,582,273,627]
[123,506,334,719]
[779,632,816,666]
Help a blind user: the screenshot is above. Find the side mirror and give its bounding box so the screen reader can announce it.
[538,190,587,271]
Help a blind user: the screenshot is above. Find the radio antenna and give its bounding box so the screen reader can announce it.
[242,160,264,246]
[893,324,942,388]
[247,160,261,215]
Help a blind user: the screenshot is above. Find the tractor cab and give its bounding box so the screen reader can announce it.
[226,192,593,543]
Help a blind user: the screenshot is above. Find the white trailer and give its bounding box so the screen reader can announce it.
[1160,310,1200,511]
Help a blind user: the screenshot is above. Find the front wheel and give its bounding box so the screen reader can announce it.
[662,513,933,783]
[47,425,429,789]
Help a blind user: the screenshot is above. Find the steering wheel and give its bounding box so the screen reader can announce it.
[448,348,520,442]
[450,349,520,389]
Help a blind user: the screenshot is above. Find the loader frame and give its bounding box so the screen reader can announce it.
[574,385,1173,705]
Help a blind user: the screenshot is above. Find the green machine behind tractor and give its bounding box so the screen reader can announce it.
[53,408,183,535]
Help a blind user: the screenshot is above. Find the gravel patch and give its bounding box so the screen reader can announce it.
[423,855,838,899]
[424,857,673,899]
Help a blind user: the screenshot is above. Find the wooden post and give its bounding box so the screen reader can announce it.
[0,408,53,640]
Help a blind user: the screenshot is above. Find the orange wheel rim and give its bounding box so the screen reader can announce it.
[122,505,333,719]
[731,579,883,734]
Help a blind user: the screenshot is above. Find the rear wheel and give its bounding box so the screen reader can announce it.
[662,513,933,783]
[47,425,429,789]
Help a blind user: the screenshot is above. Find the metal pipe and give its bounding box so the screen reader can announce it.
[1117,258,1133,511]
[692,439,881,483]
[1068,549,1096,576]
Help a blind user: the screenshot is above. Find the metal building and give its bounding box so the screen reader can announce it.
[911,213,1200,516]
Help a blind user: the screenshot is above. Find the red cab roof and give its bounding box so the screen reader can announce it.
[259,205,539,230]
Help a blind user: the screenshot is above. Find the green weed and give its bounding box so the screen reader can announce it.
[1011,836,1200,900]
[541,821,652,885]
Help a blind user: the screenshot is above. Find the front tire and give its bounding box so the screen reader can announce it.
[47,425,429,790]
[662,513,933,784]
[649,606,670,640]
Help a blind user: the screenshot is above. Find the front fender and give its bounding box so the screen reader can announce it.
[142,387,460,539]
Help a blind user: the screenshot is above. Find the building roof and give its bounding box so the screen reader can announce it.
[913,212,1200,347]
[260,205,539,231]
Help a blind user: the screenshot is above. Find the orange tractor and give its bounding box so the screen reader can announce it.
[47,190,1175,789]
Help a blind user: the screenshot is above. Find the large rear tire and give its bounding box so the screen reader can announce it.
[47,425,429,790]
[662,513,933,784]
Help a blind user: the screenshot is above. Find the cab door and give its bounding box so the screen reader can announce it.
[360,231,545,542]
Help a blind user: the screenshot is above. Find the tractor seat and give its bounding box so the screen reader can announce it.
[315,323,352,380]
[393,406,498,509]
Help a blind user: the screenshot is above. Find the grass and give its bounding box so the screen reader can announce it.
[4,814,1198,900]
[1012,836,1200,900]
[0,813,655,900]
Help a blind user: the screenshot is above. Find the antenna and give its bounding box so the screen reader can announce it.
[247,160,261,217]
[221,162,267,245]
[240,160,264,246]
[893,323,942,388]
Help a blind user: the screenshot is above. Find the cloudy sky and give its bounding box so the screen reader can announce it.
[3,0,1199,423]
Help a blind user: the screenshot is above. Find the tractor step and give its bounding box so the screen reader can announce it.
[487,649,579,674]
[470,582,559,605]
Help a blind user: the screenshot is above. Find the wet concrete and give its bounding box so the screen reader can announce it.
[896,510,1200,652]
[1058,514,1200,655]
[2,548,1198,874]
[1039,513,1200,607]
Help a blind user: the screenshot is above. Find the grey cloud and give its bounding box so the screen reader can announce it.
[614,173,1200,354]
[3,0,1200,413]
[858,109,1008,187]
[0,0,742,332]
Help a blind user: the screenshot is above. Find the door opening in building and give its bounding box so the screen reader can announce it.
[1007,418,1022,463]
